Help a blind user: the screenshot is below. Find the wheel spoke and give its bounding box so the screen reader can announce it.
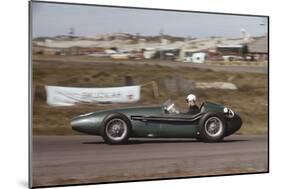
[105,118,128,141]
[204,117,223,137]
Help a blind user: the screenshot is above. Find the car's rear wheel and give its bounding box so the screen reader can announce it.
[101,113,131,144]
[198,112,226,142]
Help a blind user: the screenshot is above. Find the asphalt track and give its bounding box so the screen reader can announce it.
[32,135,268,187]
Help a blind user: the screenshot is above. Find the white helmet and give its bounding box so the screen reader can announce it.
[186,94,196,102]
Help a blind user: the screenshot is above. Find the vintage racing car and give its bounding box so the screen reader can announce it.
[71,100,242,144]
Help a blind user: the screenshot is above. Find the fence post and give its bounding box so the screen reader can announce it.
[151,81,159,98]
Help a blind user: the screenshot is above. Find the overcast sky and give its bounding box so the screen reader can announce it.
[31,2,267,38]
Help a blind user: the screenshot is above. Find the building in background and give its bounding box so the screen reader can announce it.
[216,44,248,61]
[247,36,268,61]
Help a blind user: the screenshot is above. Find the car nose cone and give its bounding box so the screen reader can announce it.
[225,114,243,136]
[71,116,99,134]
[71,118,84,132]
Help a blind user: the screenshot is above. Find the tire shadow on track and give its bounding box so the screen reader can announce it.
[82,139,249,145]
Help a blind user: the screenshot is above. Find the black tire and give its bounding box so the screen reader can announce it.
[198,112,226,142]
[101,113,131,144]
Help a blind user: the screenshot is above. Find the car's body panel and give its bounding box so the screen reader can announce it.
[71,101,242,139]
[71,106,163,136]
[225,114,242,136]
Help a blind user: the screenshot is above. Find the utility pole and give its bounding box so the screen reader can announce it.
[159,28,164,60]
[69,27,75,37]
[259,17,268,36]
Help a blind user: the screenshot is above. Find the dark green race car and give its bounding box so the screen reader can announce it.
[71,100,242,144]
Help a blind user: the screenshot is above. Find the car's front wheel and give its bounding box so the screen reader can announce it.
[101,113,131,144]
[198,112,226,142]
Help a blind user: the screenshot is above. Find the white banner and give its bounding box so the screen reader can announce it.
[45,85,141,106]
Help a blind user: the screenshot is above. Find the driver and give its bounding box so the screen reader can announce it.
[186,94,200,114]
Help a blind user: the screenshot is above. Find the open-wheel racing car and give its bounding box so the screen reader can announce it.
[71,100,242,144]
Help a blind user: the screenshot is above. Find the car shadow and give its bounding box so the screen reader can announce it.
[83,139,248,145]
